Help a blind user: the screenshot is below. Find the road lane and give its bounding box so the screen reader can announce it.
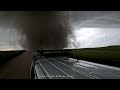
[0,51,33,79]
[1,51,120,79]
[54,57,120,79]
[35,56,120,79]
[47,58,98,79]
[37,58,73,79]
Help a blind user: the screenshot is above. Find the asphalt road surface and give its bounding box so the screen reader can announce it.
[1,51,120,79]
[35,56,120,79]
[0,51,33,79]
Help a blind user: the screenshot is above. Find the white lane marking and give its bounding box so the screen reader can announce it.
[44,59,75,79]
[69,58,120,71]
[74,61,120,78]
[58,57,120,78]
[37,60,52,79]
[50,58,100,79]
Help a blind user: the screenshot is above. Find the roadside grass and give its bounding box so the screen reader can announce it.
[70,46,120,67]
[35,45,120,67]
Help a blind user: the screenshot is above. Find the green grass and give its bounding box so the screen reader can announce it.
[0,50,25,67]
[70,45,120,67]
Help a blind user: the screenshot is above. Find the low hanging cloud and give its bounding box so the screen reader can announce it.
[13,11,73,50]
[71,11,120,28]
[2,11,120,50]
[74,28,120,48]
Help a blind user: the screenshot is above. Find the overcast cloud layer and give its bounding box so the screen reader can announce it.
[0,11,120,50]
[69,11,120,48]
[71,11,120,28]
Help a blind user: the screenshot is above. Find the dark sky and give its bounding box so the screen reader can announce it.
[70,11,120,28]
[0,11,120,50]
[69,11,120,48]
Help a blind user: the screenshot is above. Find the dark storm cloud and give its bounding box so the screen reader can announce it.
[70,11,120,48]
[0,11,16,28]
[13,11,73,50]
[71,11,120,28]
[1,11,120,50]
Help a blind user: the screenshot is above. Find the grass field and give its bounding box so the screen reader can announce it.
[70,45,120,67]
[0,50,25,67]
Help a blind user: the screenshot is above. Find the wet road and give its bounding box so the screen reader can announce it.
[35,56,120,79]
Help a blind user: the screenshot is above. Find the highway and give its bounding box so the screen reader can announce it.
[0,51,33,79]
[0,50,120,79]
[35,56,120,79]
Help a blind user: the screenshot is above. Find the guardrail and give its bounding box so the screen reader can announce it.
[36,49,72,57]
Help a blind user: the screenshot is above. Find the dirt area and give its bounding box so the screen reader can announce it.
[0,51,33,79]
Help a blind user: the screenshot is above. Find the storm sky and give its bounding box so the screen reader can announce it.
[0,11,120,50]
[69,11,120,48]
